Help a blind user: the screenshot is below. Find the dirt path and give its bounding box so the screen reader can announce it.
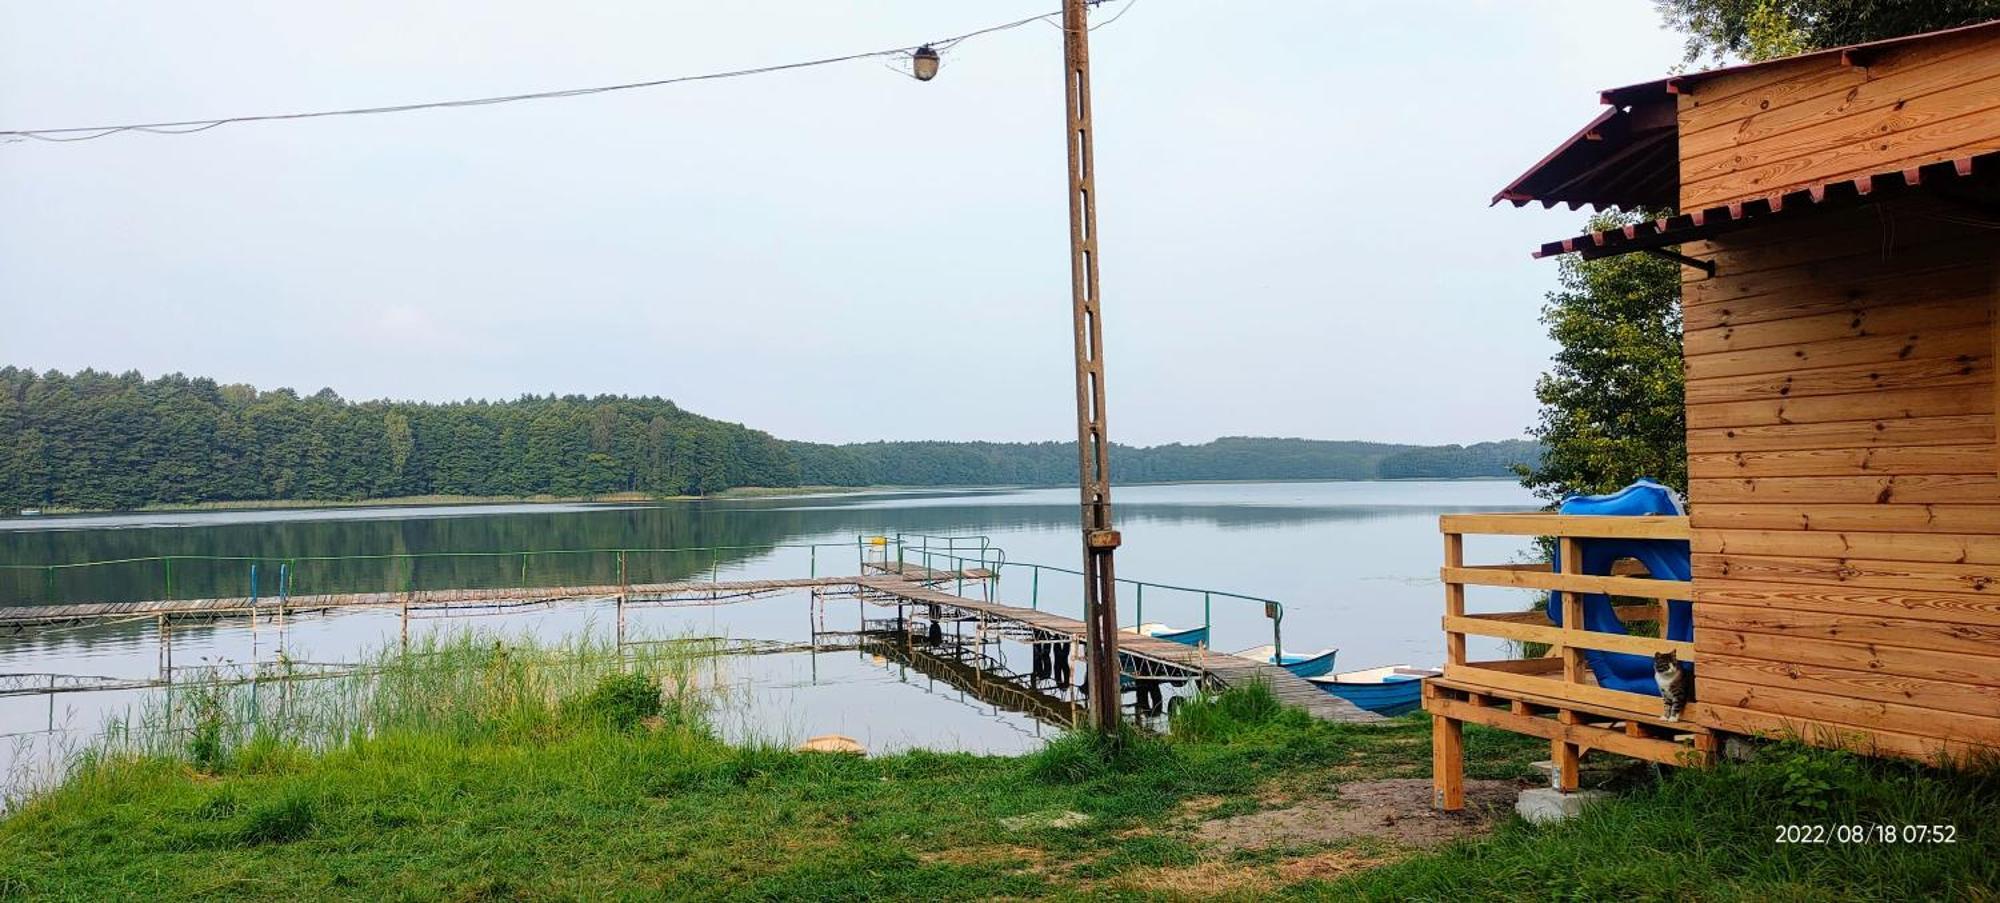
[1196,778,1519,851]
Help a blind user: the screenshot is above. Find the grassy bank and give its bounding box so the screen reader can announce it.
[0,634,1991,900]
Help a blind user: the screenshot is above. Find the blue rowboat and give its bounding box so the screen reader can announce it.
[1234,644,1338,679]
[1134,622,1210,648]
[1308,665,1440,717]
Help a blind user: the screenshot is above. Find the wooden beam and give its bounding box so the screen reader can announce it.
[1425,693,1706,767]
[1442,663,1683,719]
[1690,700,1993,763]
[1438,513,1690,540]
[1447,614,1698,659]
[1444,565,1694,601]
[1471,604,1661,625]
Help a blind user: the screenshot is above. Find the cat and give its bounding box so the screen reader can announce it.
[1654,650,1692,722]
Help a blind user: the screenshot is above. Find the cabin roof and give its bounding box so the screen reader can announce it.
[1495,18,2000,212]
[1526,149,2000,262]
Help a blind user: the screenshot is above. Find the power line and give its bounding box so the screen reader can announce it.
[2,3,1136,144]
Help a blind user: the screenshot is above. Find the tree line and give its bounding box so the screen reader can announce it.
[787,437,1540,487]
[0,368,797,511]
[0,367,1540,511]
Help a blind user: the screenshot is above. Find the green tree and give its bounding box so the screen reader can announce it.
[1658,0,2000,64]
[1519,212,1685,506]
[384,412,414,493]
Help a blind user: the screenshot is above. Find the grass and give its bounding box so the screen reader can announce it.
[0,637,1991,901]
[1323,744,2000,901]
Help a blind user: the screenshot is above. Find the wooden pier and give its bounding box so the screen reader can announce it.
[849,578,1383,724]
[0,565,1382,724]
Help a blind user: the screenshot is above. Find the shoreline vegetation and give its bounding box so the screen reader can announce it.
[6,476,1521,518]
[1,630,1991,900]
[0,367,1538,514]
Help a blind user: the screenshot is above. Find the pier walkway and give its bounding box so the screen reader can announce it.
[851,576,1382,724]
[0,562,1381,724]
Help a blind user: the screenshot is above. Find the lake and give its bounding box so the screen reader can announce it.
[0,480,1539,788]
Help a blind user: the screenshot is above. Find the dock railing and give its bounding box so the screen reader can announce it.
[886,537,1286,654]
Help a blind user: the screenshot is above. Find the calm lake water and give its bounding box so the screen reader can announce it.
[0,480,1538,787]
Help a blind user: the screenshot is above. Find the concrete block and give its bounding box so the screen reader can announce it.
[1516,787,1610,825]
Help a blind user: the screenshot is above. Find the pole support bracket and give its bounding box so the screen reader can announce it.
[1644,247,1716,276]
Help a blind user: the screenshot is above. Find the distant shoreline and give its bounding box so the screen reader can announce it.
[8,476,1521,519]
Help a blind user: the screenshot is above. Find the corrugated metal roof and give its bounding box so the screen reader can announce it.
[1497,18,2000,212]
[1529,151,2000,261]
[1598,18,2000,108]
[1490,103,1677,210]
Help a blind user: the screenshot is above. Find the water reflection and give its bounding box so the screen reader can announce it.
[0,480,1541,767]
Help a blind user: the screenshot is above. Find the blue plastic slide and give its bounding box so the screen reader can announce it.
[1545,479,1693,696]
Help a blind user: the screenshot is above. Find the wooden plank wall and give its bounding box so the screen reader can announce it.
[1680,27,2000,211]
[1682,196,2000,761]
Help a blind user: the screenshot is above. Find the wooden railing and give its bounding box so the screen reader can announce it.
[1439,512,1693,717]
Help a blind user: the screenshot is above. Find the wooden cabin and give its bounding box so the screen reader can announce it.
[1430,21,2000,809]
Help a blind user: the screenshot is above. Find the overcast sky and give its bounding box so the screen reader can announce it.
[1,1,1686,446]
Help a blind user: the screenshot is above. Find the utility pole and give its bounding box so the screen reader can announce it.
[1060,0,1123,733]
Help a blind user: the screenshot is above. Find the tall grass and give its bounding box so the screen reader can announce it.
[81,628,719,777]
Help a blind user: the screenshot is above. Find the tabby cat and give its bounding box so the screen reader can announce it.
[1654,650,1691,721]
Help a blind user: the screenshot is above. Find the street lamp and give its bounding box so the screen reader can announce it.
[911,45,941,81]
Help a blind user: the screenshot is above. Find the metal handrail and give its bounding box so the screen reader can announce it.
[887,539,1285,654]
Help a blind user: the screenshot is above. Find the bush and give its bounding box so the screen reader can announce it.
[1168,682,1287,743]
[1025,725,1172,784]
[236,788,317,845]
[183,682,227,772]
[564,671,663,731]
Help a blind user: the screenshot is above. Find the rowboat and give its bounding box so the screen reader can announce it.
[1132,622,1210,648]
[1233,644,1338,678]
[1308,665,1440,716]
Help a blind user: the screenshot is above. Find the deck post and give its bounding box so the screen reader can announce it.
[1430,683,1465,810]
[1692,730,1720,767]
[1442,532,1466,666]
[1554,710,1582,791]
[1555,537,1586,791]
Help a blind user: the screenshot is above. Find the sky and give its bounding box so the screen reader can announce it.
[0,1,1688,447]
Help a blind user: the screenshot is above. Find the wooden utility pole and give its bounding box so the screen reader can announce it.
[1060,0,1122,733]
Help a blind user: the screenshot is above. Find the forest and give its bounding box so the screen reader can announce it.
[0,367,1539,511]
[787,436,1539,487]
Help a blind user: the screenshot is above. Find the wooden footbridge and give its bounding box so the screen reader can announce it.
[0,551,1381,724]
